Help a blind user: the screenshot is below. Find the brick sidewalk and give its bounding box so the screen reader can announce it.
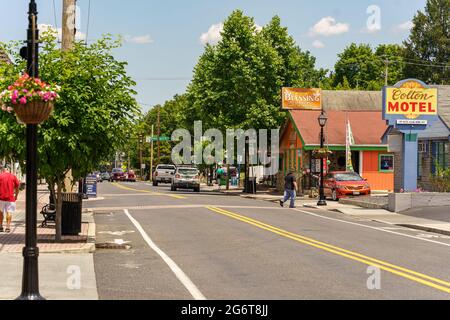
[1,185,95,254]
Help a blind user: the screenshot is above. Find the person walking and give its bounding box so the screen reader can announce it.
[0,165,20,233]
[216,166,225,190]
[280,169,298,209]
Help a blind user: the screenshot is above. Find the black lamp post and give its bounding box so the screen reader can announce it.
[17,0,44,300]
[317,112,328,207]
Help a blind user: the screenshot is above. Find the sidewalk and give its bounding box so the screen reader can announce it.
[205,184,450,236]
[0,185,95,254]
[0,185,98,300]
[303,201,450,236]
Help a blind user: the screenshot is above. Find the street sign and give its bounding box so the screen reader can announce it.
[146,136,171,143]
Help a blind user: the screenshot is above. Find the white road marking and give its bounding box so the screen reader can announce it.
[114,239,130,245]
[294,209,450,248]
[123,209,206,300]
[98,231,135,236]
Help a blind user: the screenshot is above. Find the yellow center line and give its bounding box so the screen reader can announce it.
[206,206,450,295]
[112,183,186,200]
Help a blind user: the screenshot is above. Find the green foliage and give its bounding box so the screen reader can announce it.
[333,43,405,90]
[186,10,326,131]
[403,0,450,84]
[0,33,140,186]
[430,163,450,192]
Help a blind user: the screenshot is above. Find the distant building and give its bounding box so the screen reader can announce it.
[0,48,11,64]
[279,90,394,192]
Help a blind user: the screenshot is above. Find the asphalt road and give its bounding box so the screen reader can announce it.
[87,182,450,300]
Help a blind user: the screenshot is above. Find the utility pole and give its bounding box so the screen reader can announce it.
[62,0,76,52]
[384,59,389,87]
[150,125,154,181]
[139,135,143,180]
[157,105,161,164]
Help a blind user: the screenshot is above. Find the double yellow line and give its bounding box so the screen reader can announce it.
[206,206,450,295]
[112,182,186,199]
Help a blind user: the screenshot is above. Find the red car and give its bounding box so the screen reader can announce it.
[324,171,371,201]
[125,170,136,182]
[110,168,125,182]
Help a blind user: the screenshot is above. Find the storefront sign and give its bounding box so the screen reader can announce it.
[282,88,322,110]
[84,175,97,198]
[382,79,439,192]
[383,79,438,131]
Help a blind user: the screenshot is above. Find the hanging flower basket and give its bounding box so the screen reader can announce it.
[312,148,332,159]
[14,100,54,124]
[0,73,60,125]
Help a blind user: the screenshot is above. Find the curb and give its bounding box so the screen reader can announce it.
[392,224,450,237]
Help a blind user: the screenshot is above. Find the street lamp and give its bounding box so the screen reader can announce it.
[317,112,328,207]
[17,0,44,300]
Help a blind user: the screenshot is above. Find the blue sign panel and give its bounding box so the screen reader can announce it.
[84,175,97,198]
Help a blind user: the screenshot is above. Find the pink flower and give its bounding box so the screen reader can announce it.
[6,107,13,113]
[22,89,28,93]
[12,90,19,100]
[11,99,17,105]
[19,97,27,105]
[7,86,12,90]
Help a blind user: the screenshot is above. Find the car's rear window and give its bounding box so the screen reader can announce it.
[112,169,123,173]
[158,166,176,170]
[335,173,363,181]
[178,168,198,175]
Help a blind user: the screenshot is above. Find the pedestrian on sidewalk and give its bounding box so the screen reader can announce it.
[280,169,298,209]
[0,165,20,233]
[217,166,225,190]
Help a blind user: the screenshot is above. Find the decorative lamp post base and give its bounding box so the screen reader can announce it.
[317,199,327,206]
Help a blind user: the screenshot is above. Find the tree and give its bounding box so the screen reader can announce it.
[333,43,406,90]
[403,0,450,84]
[0,33,139,241]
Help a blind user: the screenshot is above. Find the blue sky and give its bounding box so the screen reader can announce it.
[0,0,427,111]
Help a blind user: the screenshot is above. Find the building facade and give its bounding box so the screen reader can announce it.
[279,90,394,192]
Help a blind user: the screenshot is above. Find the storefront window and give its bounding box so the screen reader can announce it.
[379,154,394,172]
[431,141,449,175]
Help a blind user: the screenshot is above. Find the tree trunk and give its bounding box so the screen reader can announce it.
[55,181,63,242]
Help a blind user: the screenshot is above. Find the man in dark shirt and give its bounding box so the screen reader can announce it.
[280,170,298,209]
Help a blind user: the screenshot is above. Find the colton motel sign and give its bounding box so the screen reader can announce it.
[383,79,439,191]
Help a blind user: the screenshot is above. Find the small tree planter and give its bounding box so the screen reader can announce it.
[14,101,54,125]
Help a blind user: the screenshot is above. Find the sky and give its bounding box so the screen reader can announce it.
[0,0,427,111]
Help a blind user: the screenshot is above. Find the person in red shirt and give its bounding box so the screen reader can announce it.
[0,165,20,233]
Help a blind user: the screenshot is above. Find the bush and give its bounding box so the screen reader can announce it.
[430,163,450,192]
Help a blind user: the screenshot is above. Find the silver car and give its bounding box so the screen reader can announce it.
[153,164,176,186]
[171,167,200,192]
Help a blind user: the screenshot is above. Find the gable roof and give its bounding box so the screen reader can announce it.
[289,110,388,147]
[322,90,382,111]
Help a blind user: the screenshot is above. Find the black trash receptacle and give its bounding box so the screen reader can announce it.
[62,193,83,236]
[244,178,257,194]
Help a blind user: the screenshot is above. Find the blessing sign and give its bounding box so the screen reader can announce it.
[383,79,439,132]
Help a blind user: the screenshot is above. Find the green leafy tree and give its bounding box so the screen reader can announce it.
[0,33,139,240]
[403,0,450,84]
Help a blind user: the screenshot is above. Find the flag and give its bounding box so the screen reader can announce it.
[346,117,355,172]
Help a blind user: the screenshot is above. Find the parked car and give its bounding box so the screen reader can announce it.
[93,171,102,183]
[153,164,176,186]
[171,167,200,192]
[110,168,125,182]
[100,172,111,181]
[126,170,136,182]
[324,171,371,201]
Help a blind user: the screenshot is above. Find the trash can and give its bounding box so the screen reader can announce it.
[62,193,83,236]
[244,178,257,194]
